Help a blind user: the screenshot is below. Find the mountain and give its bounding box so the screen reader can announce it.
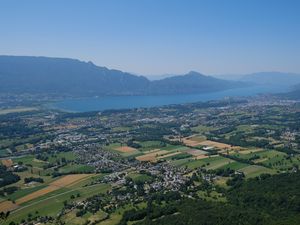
[149,71,242,95]
[0,56,149,96]
[145,74,176,81]
[0,56,242,96]
[240,72,300,86]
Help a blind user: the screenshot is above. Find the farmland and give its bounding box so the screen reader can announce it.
[1,97,300,224]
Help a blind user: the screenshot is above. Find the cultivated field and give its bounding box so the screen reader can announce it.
[114,146,137,153]
[198,140,232,149]
[16,174,90,205]
[0,107,37,115]
[157,151,181,160]
[0,201,18,212]
[186,149,207,156]
[136,150,169,162]
[1,159,13,167]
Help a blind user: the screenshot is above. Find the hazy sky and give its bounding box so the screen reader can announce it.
[0,0,299,75]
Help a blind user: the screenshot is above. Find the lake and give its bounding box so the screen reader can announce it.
[49,85,289,112]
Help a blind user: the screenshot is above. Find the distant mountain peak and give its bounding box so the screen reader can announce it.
[187,71,204,76]
[0,55,243,96]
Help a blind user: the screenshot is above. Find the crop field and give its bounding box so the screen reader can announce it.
[182,137,204,147]
[232,148,264,155]
[136,150,169,162]
[185,149,207,156]
[175,155,233,170]
[157,151,181,159]
[0,107,37,115]
[0,200,18,212]
[114,146,137,153]
[198,140,232,149]
[15,174,91,205]
[1,158,13,167]
[6,183,110,225]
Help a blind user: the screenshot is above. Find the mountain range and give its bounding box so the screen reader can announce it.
[0,56,243,96]
[1,56,299,98]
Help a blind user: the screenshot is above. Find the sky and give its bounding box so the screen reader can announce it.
[0,0,299,75]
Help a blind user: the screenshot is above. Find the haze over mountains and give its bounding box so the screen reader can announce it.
[0,56,299,97]
[0,56,242,96]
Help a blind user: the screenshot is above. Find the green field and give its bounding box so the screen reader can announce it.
[218,161,249,170]
[128,173,153,183]
[238,165,277,178]
[59,164,95,173]
[5,182,110,225]
[173,156,234,170]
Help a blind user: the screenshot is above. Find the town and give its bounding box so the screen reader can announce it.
[1,95,300,225]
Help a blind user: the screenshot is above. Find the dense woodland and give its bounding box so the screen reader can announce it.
[119,172,300,225]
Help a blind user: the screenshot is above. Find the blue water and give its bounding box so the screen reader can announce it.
[49,85,289,112]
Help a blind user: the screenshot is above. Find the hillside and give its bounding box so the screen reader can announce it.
[149,71,241,95]
[0,56,242,96]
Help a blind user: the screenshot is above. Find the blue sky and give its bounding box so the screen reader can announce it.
[0,0,299,75]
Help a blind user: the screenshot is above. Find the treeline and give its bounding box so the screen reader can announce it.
[0,165,20,188]
[119,172,300,225]
[24,177,44,184]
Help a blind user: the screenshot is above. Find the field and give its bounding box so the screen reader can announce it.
[59,164,95,173]
[16,174,91,205]
[186,149,207,156]
[0,107,37,115]
[182,136,237,150]
[0,200,18,212]
[115,146,137,153]
[1,159,13,167]
[172,155,233,170]
[136,150,169,162]
[198,140,232,149]
[4,173,110,225]
[238,165,276,178]
[128,173,153,183]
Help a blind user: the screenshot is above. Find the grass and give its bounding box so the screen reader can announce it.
[232,149,300,170]
[218,161,249,170]
[191,125,215,133]
[59,164,95,173]
[98,202,147,225]
[62,210,107,225]
[179,156,234,170]
[7,185,47,201]
[13,155,46,168]
[197,190,226,202]
[238,165,277,178]
[5,183,110,225]
[163,152,192,161]
[47,151,76,163]
[138,141,166,151]
[128,173,153,183]
[161,145,189,151]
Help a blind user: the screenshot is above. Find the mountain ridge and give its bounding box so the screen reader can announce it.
[0,55,243,96]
